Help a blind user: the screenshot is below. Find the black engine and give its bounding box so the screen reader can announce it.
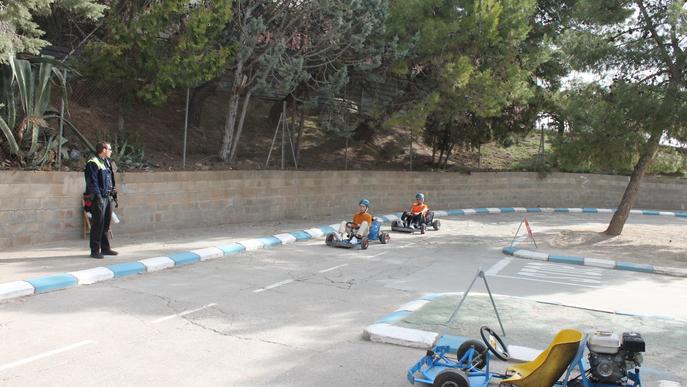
[587,332,645,384]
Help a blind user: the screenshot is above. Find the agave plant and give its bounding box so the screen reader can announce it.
[0,56,67,166]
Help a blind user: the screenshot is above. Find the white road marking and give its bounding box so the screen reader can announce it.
[517,262,602,284]
[253,279,294,293]
[0,340,95,372]
[516,271,601,284]
[319,264,349,273]
[152,303,217,323]
[368,251,388,258]
[519,266,602,277]
[486,257,512,276]
[489,274,600,288]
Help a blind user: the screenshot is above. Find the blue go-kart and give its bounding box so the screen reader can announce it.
[325,218,390,250]
[407,325,644,387]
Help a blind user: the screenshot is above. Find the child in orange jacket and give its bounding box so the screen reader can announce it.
[339,199,372,241]
[402,193,430,228]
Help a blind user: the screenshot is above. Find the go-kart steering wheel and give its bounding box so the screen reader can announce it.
[479,326,510,361]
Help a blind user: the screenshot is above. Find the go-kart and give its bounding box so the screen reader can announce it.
[407,326,644,387]
[325,218,390,250]
[391,211,440,234]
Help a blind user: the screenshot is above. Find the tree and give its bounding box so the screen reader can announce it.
[83,0,233,106]
[383,0,542,169]
[0,0,106,62]
[559,0,687,235]
[218,0,388,163]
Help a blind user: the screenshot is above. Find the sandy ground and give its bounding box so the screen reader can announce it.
[517,215,687,268]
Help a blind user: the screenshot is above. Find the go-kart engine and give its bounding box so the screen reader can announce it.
[587,331,645,384]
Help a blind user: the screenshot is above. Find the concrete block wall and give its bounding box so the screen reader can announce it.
[1,170,686,249]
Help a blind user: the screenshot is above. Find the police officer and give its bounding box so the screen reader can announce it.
[85,142,118,259]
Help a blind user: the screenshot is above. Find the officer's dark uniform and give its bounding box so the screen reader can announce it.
[85,155,115,257]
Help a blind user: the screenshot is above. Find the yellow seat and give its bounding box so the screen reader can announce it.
[500,329,583,387]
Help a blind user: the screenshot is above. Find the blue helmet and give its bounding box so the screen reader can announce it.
[359,199,370,208]
[416,192,425,200]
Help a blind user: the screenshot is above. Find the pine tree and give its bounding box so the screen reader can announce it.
[0,0,105,61]
[559,0,687,235]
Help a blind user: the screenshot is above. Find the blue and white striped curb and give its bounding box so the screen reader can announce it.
[502,247,687,278]
[363,292,542,362]
[0,224,337,302]
[2,206,683,302]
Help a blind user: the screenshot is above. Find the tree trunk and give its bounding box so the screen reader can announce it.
[431,141,437,167]
[437,148,445,169]
[605,132,662,235]
[220,64,244,161]
[228,89,253,163]
[220,91,240,161]
[442,144,454,169]
[294,108,305,164]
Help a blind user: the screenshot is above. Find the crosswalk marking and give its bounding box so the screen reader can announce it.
[516,262,603,284]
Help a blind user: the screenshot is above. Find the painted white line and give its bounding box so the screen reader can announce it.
[368,251,388,258]
[517,270,601,284]
[525,262,604,275]
[0,340,95,372]
[253,279,295,293]
[486,257,512,276]
[489,274,600,288]
[152,303,217,324]
[319,264,349,273]
[521,264,603,276]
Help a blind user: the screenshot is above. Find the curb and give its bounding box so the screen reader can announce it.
[363,293,543,362]
[2,206,684,302]
[502,247,687,278]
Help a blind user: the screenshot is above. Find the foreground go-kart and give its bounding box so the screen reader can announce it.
[325,218,390,250]
[407,326,644,387]
[391,211,440,234]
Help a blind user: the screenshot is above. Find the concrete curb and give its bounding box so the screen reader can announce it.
[363,292,543,362]
[2,206,684,302]
[364,291,687,387]
[502,246,687,278]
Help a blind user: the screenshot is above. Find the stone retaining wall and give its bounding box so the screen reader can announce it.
[1,170,685,249]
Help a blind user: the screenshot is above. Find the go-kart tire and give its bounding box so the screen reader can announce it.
[433,370,469,387]
[361,237,369,250]
[420,224,426,235]
[325,233,336,246]
[379,232,390,244]
[456,339,488,370]
[433,219,441,231]
[566,380,584,387]
[391,220,400,228]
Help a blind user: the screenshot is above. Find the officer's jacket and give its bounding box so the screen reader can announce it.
[85,156,113,197]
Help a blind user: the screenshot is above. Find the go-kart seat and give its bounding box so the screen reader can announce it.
[499,329,583,387]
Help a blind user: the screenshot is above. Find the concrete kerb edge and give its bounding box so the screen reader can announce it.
[1,206,684,302]
[501,247,687,278]
[363,292,543,360]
